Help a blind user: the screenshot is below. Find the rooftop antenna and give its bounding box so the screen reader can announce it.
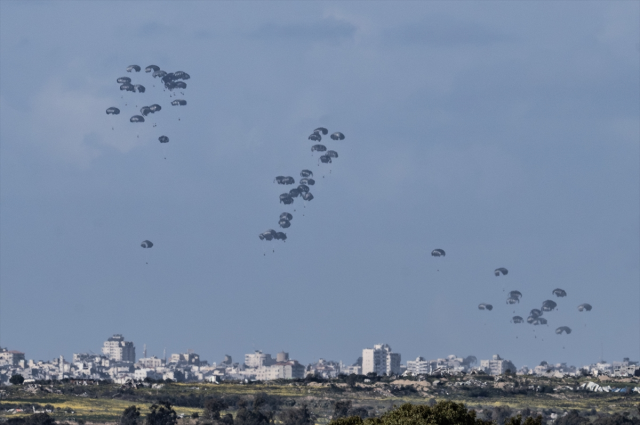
[143,344,147,359]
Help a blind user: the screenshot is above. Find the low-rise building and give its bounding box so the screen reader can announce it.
[479,354,516,375]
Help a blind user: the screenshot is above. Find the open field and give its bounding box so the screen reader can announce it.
[1,376,638,424]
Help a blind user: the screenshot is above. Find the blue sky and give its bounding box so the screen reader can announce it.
[1,1,638,369]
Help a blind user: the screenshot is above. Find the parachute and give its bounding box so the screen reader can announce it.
[280,194,293,205]
[319,155,332,164]
[300,170,313,178]
[297,184,309,193]
[134,84,146,93]
[259,229,277,241]
[130,115,145,123]
[541,300,557,312]
[530,309,542,318]
[555,326,572,335]
[117,77,132,84]
[274,176,295,185]
[280,212,293,221]
[578,303,592,312]
[326,150,338,158]
[552,288,567,297]
[274,232,287,241]
[171,99,187,106]
[140,106,152,116]
[159,136,169,144]
[311,144,327,152]
[314,127,328,135]
[127,65,141,72]
[309,133,321,142]
[174,81,187,89]
[509,290,522,300]
[149,104,162,112]
[152,70,167,78]
[301,192,314,201]
[289,188,301,198]
[511,316,524,324]
[478,303,493,311]
[431,249,446,257]
[120,83,135,92]
[106,107,120,115]
[145,65,160,73]
[331,132,345,140]
[506,297,519,305]
[299,178,315,186]
[279,219,291,229]
[494,268,508,276]
[141,240,153,248]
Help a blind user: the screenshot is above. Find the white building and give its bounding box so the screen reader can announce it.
[256,360,305,380]
[245,350,275,368]
[170,352,200,366]
[0,348,25,367]
[102,335,135,363]
[406,357,431,375]
[362,344,401,376]
[134,368,162,381]
[479,354,516,375]
[138,356,164,369]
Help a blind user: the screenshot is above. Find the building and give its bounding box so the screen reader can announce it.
[406,357,431,375]
[170,352,200,366]
[245,350,275,368]
[137,356,164,369]
[256,360,305,380]
[479,354,516,375]
[613,358,639,376]
[0,348,25,367]
[102,335,135,363]
[362,344,401,376]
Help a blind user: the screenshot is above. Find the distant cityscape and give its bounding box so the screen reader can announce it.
[1,335,638,385]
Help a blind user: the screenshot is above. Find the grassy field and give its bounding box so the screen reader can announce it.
[1,378,638,424]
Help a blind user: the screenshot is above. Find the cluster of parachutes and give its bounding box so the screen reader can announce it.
[106,64,189,142]
[259,128,345,245]
[471,266,593,340]
[105,64,192,254]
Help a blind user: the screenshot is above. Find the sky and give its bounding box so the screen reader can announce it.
[1,1,638,370]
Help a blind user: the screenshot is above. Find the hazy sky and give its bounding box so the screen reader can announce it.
[1,1,638,370]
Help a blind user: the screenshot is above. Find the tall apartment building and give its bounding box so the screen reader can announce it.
[245,350,275,368]
[479,354,516,375]
[101,334,136,363]
[362,344,401,376]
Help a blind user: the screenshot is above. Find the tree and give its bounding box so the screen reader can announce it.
[505,415,544,425]
[10,374,25,385]
[554,410,587,425]
[204,397,229,421]
[278,405,315,425]
[146,402,177,425]
[120,406,142,425]
[492,406,513,425]
[346,374,358,388]
[334,401,352,419]
[27,414,56,425]
[329,401,492,425]
[234,395,274,425]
